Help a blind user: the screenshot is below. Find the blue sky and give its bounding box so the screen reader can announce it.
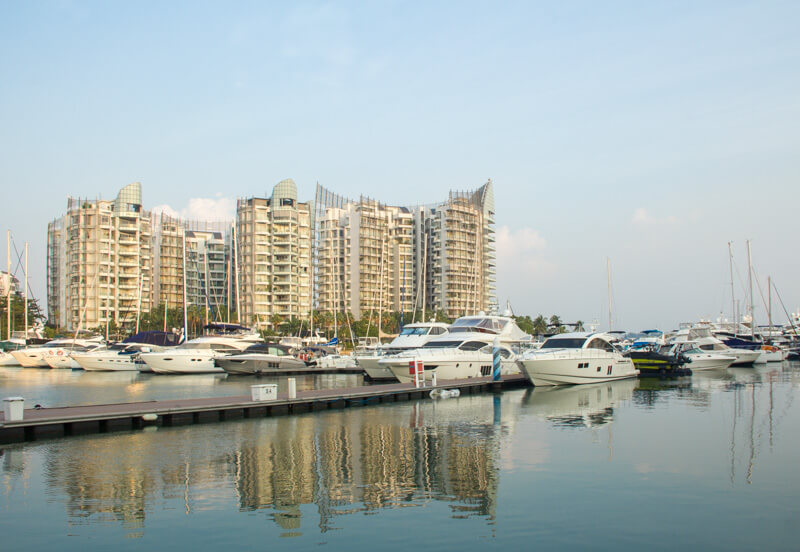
[1,1,798,329]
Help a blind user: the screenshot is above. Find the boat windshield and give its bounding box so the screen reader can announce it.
[540,337,587,349]
[180,342,213,350]
[689,328,712,339]
[400,327,428,336]
[449,318,508,334]
[422,340,463,349]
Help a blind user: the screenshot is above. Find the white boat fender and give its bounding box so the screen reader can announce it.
[429,389,460,399]
[141,413,158,424]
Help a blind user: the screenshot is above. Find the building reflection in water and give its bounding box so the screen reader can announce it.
[16,393,518,536]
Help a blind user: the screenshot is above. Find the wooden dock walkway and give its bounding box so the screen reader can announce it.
[0,374,528,444]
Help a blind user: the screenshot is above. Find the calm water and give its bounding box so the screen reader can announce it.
[2,363,800,550]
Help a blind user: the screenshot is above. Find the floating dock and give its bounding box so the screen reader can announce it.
[0,374,528,444]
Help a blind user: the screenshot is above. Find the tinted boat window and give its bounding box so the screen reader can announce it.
[540,338,587,349]
[459,341,487,351]
[422,341,462,348]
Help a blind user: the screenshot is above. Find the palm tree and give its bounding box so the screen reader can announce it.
[574,320,585,331]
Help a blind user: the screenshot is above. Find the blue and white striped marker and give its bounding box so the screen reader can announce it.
[492,337,501,381]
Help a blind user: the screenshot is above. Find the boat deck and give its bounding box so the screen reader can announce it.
[0,374,529,443]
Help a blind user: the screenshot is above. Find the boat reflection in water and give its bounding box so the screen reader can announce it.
[9,393,521,538]
[521,377,637,428]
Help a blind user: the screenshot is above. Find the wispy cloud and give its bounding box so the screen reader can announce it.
[152,197,235,222]
[632,207,679,225]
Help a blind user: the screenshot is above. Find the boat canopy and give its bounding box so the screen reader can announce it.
[203,323,251,334]
[123,331,182,347]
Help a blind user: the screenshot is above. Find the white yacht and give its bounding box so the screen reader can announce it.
[74,343,155,371]
[672,326,761,366]
[668,341,736,371]
[43,342,107,369]
[0,337,27,366]
[11,337,105,368]
[757,345,785,363]
[73,331,182,372]
[216,343,307,375]
[357,322,450,380]
[378,314,528,384]
[516,332,638,386]
[139,334,260,374]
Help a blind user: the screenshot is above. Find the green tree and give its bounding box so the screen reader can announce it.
[532,315,547,336]
[0,295,45,338]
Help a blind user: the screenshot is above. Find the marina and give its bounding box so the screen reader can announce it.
[2,2,800,549]
[2,362,799,549]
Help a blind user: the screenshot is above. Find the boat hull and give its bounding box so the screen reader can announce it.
[0,352,21,366]
[382,352,519,384]
[73,353,140,372]
[357,355,397,380]
[43,354,81,369]
[684,354,736,371]
[10,350,49,367]
[728,348,762,366]
[517,351,637,387]
[759,349,785,363]
[216,355,307,375]
[139,352,224,374]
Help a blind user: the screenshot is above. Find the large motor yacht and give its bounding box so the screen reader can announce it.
[667,341,736,371]
[215,343,307,375]
[43,342,107,369]
[11,336,105,368]
[139,336,258,374]
[74,331,183,372]
[139,324,261,374]
[516,332,638,386]
[357,322,450,380]
[672,326,761,366]
[378,314,528,384]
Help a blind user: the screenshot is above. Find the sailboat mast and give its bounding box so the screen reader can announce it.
[135,271,143,334]
[6,230,10,340]
[606,257,613,331]
[768,275,773,336]
[333,238,338,341]
[746,240,754,338]
[106,242,111,340]
[182,230,188,340]
[233,221,241,324]
[421,238,427,321]
[377,235,385,339]
[24,241,28,338]
[728,241,736,332]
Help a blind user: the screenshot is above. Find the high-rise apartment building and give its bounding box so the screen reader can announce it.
[315,185,414,320]
[151,212,184,313]
[235,179,312,328]
[315,180,496,321]
[415,182,497,319]
[151,214,233,320]
[47,182,153,330]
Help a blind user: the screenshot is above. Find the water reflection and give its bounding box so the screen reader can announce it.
[3,394,519,537]
[0,366,365,407]
[521,378,636,428]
